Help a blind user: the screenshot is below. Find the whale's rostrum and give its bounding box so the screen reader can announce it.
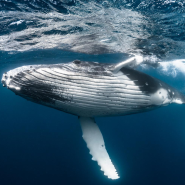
[1,58,185,179]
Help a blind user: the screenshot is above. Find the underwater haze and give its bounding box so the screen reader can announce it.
[1,0,185,185]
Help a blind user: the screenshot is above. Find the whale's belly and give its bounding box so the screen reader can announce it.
[5,64,152,117]
[49,69,151,116]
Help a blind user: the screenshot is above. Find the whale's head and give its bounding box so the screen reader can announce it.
[1,65,57,105]
[2,65,38,89]
[1,66,32,92]
[1,64,74,111]
[2,66,34,100]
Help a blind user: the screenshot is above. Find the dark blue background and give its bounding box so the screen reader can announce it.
[1,0,185,184]
[1,50,185,185]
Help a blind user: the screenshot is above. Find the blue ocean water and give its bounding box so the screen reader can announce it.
[1,0,185,185]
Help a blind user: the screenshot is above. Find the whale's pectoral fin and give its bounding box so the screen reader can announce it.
[79,116,119,180]
[113,56,143,73]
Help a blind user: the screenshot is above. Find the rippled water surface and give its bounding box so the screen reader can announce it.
[1,0,185,58]
[1,1,185,185]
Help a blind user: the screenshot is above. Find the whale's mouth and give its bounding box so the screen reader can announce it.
[1,65,72,106]
[1,65,47,102]
[2,66,49,103]
[1,65,35,92]
[2,71,21,91]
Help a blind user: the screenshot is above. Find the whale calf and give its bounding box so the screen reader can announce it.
[1,58,185,179]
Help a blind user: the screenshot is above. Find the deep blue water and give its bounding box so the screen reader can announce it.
[1,1,185,185]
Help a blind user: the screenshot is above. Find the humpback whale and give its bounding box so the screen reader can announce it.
[1,57,185,179]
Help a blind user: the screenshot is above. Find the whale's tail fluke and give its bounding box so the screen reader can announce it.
[79,117,119,180]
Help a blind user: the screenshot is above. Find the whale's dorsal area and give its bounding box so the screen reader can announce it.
[1,57,185,180]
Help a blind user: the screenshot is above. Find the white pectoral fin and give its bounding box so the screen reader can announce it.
[113,55,143,73]
[113,57,136,73]
[79,116,119,180]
